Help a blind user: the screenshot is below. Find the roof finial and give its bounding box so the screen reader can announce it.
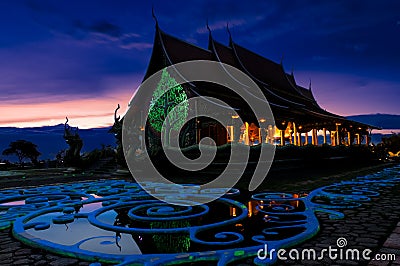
[280,53,284,66]
[226,22,232,44]
[309,78,312,91]
[151,6,158,25]
[291,65,294,76]
[206,19,211,33]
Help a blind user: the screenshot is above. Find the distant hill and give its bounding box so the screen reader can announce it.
[0,124,115,162]
[346,114,400,129]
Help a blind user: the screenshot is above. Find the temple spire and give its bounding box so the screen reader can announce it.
[309,79,312,91]
[280,53,284,66]
[207,19,213,50]
[152,6,158,26]
[226,22,233,45]
[291,65,294,76]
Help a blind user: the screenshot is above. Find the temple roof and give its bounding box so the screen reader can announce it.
[159,28,213,63]
[144,23,379,130]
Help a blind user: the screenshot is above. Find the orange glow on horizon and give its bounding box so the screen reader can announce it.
[0,90,134,129]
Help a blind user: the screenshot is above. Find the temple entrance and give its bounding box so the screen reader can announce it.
[239,122,261,145]
[199,122,228,146]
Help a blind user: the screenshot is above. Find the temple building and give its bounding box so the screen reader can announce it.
[139,20,378,148]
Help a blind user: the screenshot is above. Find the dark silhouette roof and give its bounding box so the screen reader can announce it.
[142,24,379,131]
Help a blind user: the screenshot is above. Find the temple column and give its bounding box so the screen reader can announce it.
[293,123,297,146]
[311,130,314,145]
[323,128,327,144]
[314,129,319,145]
[347,131,351,146]
[298,133,302,146]
[231,115,240,144]
[336,124,340,145]
[140,127,145,150]
[227,125,234,142]
[258,128,262,144]
[311,129,317,145]
[365,133,369,146]
[244,122,249,146]
[268,125,274,144]
[331,131,336,146]
[356,133,360,145]
[280,129,285,146]
[305,132,308,145]
[333,132,336,145]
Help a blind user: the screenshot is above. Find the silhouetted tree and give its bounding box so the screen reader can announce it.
[2,140,41,166]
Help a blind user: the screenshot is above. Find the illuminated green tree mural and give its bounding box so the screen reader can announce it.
[150,220,191,253]
[148,68,188,146]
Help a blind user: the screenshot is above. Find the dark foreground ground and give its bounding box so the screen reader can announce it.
[0,161,399,265]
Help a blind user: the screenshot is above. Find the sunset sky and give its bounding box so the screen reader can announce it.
[1,1,399,129]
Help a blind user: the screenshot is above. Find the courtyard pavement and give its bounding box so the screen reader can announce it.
[0,164,399,266]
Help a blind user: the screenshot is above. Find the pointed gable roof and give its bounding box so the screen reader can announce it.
[141,22,379,130]
[158,28,213,64]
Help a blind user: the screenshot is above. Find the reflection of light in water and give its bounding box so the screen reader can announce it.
[1,194,102,208]
[264,214,272,222]
[79,202,103,213]
[230,207,237,217]
[1,200,25,206]
[235,223,244,232]
[242,193,308,218]
[27,212,141,255]
[248,201,252,217]
[247,200,260,217]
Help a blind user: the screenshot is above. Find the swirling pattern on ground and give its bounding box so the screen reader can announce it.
[0,165,398,265]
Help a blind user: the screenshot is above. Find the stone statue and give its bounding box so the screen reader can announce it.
[109,104,127,167]
[63,117,83,166]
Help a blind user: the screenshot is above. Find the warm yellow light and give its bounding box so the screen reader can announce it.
[248,201,253,217]
[259,118,266,123]
[230,207,237,217]
[231,115,239,119]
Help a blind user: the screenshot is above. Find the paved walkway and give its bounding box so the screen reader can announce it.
[368,222,400,266]
[0,165,399,265]
[280,181,400,265]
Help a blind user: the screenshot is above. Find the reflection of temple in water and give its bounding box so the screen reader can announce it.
[229,193,309,219]
[138,18,378,149]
